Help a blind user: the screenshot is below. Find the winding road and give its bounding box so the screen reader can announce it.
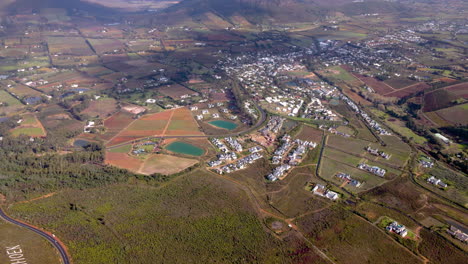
[0,208,70,264]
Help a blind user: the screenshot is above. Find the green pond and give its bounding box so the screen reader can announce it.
[165,141,204,156]
[208,120,238,130]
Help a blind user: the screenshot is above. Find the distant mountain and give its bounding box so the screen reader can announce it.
[3,0,117,15]
[160,0,405,24]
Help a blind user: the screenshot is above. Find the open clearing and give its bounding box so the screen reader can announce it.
[81,98,117,118]
[139,154,198,175]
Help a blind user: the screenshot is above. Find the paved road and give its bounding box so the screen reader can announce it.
[107,101,267,150]
[0,208,70,264]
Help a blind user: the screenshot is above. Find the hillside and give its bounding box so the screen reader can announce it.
[159,0,405,25]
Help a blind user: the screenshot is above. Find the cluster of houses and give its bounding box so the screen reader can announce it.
[260,116,284,136]
[225,137,243,152]
[211,138,229,153]
[132,141,157,155]
[447,226,468,244]
[386,221,408,237]
[342,95,391,135]
[419,157,434,168]
[193,103,236,121]
[267,134,317,181]
[215,153,263,174]
[83,120,96,133]
[265,96,304,117]
[209,137,264,172]
[366,146,391,159]
[358,163,386,177]
[266,164,291,182]
[312,184,339,201]
[336,173,362,187]
[302,97,338,121]
[208,152,237,167]
[427,176,448,189]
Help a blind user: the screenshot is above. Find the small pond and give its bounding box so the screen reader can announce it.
[208,120,238,130]
[165,141,204,156]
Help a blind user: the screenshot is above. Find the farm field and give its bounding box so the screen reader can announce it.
[87,38,125,54]
[11,114,46,137]
[105,152,144,172]
[7,171,301,264]
[140,154,198,175]
[0,90,23,114]
[385,82,430,98]
[106,107,202,146]
[0,218,60,264]
[444,82,468,99]
[384,78,418,89]
[81,98,118,118]
[433,103,468,126]
[9,84,42,98]
[295,124,323,142]
[423,89,459,112]
[384,119,427,144]
[353,73,395,95]
[37,105,83,135]
[46,37,94,56]
[158,84,197,99]
[100,111,135,141]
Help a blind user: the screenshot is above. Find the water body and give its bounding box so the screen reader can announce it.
[208,120,238,130]
[74,139,90,148]
[166,141,204,156]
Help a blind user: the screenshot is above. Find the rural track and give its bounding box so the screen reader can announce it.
[0,208,70,264]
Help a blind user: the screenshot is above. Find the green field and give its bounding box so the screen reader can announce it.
[11,127,45,137]
[0,219,60,264]
[107,144,132,153]
[8,171,302,264]
[0,90,22,106]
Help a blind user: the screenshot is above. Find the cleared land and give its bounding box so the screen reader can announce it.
[139,154,198,175]
[81,98,118,118]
